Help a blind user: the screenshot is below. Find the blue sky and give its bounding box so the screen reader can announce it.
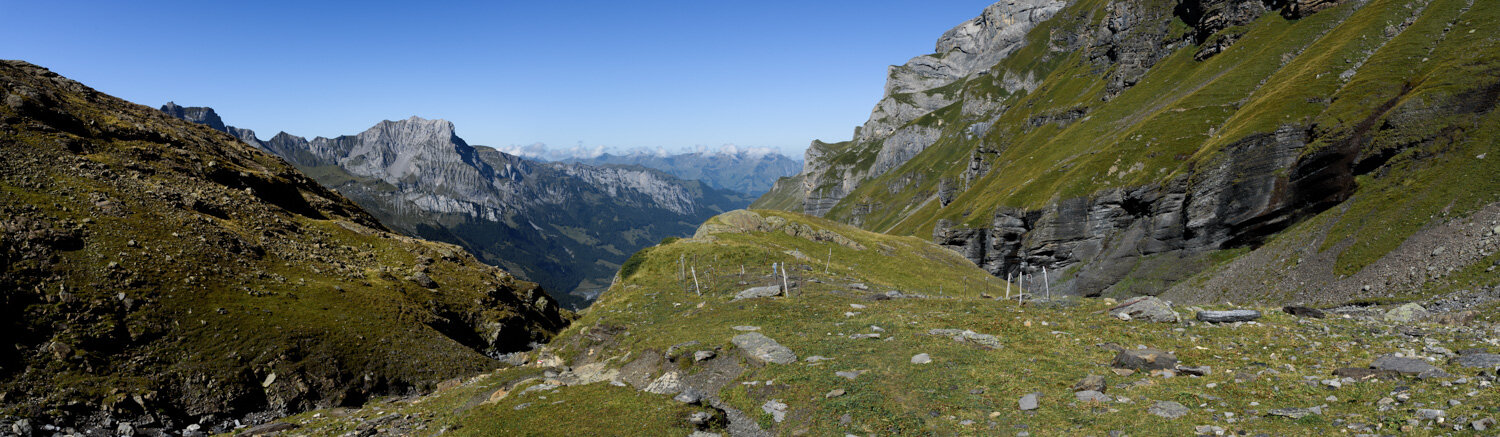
[2,1,993,156]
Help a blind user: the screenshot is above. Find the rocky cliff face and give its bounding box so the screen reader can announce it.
[0,60,569,434]
[769,0,1500,303]
[164,107,749,308]
[800,0,1068,217]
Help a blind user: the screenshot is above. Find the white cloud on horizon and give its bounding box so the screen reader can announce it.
[495,142,799,161]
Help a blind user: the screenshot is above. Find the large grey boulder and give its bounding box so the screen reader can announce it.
[1018,392,1041,411]
[1384,303,1430,323]
[1108,296,1180,323]
[1196,310,1261,323]
[734,285,783,301]
[1371,354,1453,379]
[732,333,796,364]
[1112,348,1178,371]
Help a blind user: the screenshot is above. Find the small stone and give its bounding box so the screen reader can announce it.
[1018,392,1041,411]
[1111,368,1136,377]
[1416,409,1445,420]
[731,326,760,331]
[911,353,932,364]
[674,389,704,404]
[688,412,713,426]
[1473,417,1496,431]
[825,389,845,398]
[1149,401,1189,419]
[835,370,864,380]
[694,350,716,362]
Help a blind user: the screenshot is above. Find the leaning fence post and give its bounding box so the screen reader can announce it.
[691,266,702,296]
[1043,266,1050,301]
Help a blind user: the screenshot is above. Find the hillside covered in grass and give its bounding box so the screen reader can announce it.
[767,0,1500,304]
[0,61,570,434]
[276,210,1500,436]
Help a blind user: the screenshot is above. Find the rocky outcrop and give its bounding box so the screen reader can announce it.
[934,125,1334,297]
[163,105,749,308]
[799,0,1068,217]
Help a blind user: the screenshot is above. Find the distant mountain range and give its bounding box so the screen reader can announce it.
[556,149,802,197]
[163,103,750,308]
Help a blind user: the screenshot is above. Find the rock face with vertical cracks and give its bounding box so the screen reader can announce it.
[935,125,1332,297]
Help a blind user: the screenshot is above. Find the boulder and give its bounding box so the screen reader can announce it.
[1149,401,1189,419]
[1018,392,1041,411]
[1384,303,1430,323]
[1072,374,1107,393]
[1075,390,1109,402]
[1112,348,1178,371]
[732,332,796,364]
[1196,310,1261,323]
[1371,354,1452,379]
[1282,306,1326,318]
[1108,296,1179,323]
[734,285,783,301]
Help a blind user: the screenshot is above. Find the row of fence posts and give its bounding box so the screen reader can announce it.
[673,251,1052,303]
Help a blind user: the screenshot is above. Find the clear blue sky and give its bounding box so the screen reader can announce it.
[2,1,993,156]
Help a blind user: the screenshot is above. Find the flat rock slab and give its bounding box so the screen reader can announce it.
[1371,354,1453,379]
[1075,390,1109,402]
[1112,348,1178,371]
[733,333,796,364]
[1282,306,1326,318]
[1072,374,1106,393]
[734,285,783,301]
[1451,353,1500,369]
[1149,401,1188,419]
[1196,310,1262,323]
[1108,296,1180,323]
[929,328,1001,349]
[1268,406,1322,419]
[1332,368,1402,381]
[911,353,932,364]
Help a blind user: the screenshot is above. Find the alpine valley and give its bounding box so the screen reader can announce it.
[161,104,762,309]
[4,0,1500,435]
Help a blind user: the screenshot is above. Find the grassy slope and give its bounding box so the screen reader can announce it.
[0,61,568,424]
[747,174,805,212]
[285,210,1500,436]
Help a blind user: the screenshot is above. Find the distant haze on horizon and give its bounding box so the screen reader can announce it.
[2,1,995,157]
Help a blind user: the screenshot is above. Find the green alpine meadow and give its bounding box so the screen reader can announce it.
[2,0,1498,435]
